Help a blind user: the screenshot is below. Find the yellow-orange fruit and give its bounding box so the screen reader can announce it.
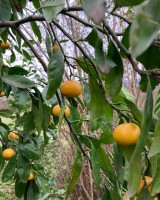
[52,45,59,52]
[28,172,35,180]
[113,123,140,146]
[8,132,19,140]
[52,105,70,117]
[2,148,15,159]
[137,176,153,194]
[60,80,83,97]
[0,91,6,97]
[1,41,10,49]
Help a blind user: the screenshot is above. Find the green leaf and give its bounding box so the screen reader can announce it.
[114,0,145,8]
[0,0,11,33]
[11,50,16,63]
[127,77,153,197]
[137,45,160,70]
[46,31,52,58]
[90,142,100,190]
[8,66,29,76]
[154,88,160,117]
[130,0,160,57]
[148,121,160,158]
[1,75,35,88]
[30,21,42,43]
[27,180,39,200]
[65,148,82,200]
[99,124,113,144]
[105,41,124,97]
[15,179,27,198]
[46,48,64,99]
[113,144,124,184]
[139,75,158,92]
[86,29,116,73]
[31,90,43,133]
[75,57,98,79]
[22,49,32,61]
[19,144,40,160]
[13,88,28,106]
[0,154,5,173]
[19,112,35,133]
[0,109,13,118]
[89,76,113,130]
[151,155,160,196]
[32,0,42,13]
[36,175,49,193]
[2,156,16,183]
[68,106,82,134]
[42,0,65,23]
[123,98,142,123]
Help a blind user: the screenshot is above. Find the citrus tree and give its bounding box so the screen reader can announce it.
[0,0,160,199]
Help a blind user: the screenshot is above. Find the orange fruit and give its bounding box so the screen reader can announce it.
[52,105,70,117]
[137,176,153,194]
[60,80,83,97]
[113,123,140,146]
[8,132,19,140]
[1,41,10,49]
[2,148,15,159]
[52,45,59,52]
[28,172,35,180]
[0,91,6,97]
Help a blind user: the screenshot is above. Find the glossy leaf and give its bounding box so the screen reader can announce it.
[130,0,160,57]
[65,148,82,200]
[36,175,48,193]
[114,0,145,8]
[15,179,26,198]
[2,156,16,182]
[46,48,64,99]
[30,21,42,43]
[0,109,13,118]
[1,75,35,88]
[13,88,28,106]
[8,66,29,76]
[150,155,160,196]
[19,144,40,160]
[105,41,124,97]
[89,75,113,130]
[137,45,160,70]
[148,121,160,158]
[42,0,65,23]
[86,28,116,73]
[20,112,35,133]
[75,57,98,79]
[139,75,158,92]
[46,31,52,58]
[27,180,39,200]
[31,90,43,133]
[99,124,113,144]
[127,77,153,197]
[0,0,11,33]
[17,156,31,183]
[90,142,100,190]
[123,98,142,123]
[68,106,82,134]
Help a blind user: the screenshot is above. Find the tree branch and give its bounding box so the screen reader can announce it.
[15,26,48,72]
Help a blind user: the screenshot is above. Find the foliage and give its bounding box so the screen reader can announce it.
[0,0,160,199]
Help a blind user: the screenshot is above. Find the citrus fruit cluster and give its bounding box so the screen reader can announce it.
[52,80,83,117]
